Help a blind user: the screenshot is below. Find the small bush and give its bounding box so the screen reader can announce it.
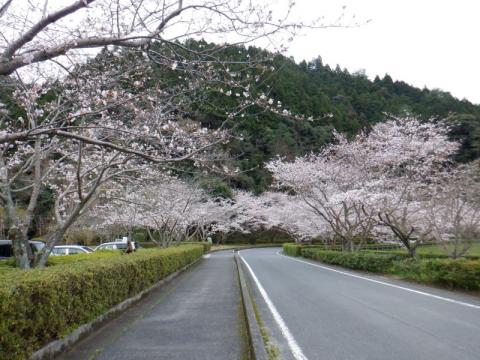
[282,243,303,257]
[301,249,401,273]
[132,231,147,242]
[0,245,204,360]
[182,241,211,252]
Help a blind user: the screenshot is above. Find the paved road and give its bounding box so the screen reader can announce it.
[57,251,247,360]
[239,247,480,360]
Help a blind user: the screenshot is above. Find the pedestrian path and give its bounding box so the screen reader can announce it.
[56,251,246,360]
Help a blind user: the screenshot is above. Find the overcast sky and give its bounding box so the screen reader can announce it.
[279,0,480,104]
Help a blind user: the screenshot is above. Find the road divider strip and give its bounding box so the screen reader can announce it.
[234,253,269,360]
[278,251,480,310]
[238,251,309,360]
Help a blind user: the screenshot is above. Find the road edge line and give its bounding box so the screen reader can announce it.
[238,251,309,360]
[29,256,203,360]
[278,251,480,310]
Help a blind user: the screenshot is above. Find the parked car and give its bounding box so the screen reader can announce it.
[95,241,139,251]
[51,245,94,256]
[0,239,46,260]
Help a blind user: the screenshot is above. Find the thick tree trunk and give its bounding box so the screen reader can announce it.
[406,243,416,258]
[10,227,31,269]
[34,231,61,268]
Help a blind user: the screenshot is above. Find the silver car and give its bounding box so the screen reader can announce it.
[51,245,94,256]
[95,241,137,251]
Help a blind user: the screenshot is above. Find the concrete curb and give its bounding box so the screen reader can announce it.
[234,253,269,360]
[30,256,203,360]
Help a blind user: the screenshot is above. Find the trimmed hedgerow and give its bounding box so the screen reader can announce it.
[0,245,204,360]
[137,241,212,252]
[301,249,402,273]
[282,243,303,257]
[182,241,212,252]
[283,244,334,256]
[390,258,480,290]
[293,247,480,291]
[363,249,480,261]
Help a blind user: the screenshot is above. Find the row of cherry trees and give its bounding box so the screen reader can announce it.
[0,0,330,268]
[81,180,319,247]
[68,117,479,260]
[1,1,477,268]
[266,117,480,258]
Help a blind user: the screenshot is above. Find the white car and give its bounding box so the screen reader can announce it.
[51,245,94,256]
[95,241,137,251]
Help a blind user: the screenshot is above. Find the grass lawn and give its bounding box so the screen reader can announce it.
[416,243,480,257]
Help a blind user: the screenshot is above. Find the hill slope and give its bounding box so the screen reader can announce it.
[207,52,480,192]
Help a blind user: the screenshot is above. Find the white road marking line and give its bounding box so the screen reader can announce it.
[202,254,211,259]
[277,251,480,310]
[238,252,309,360]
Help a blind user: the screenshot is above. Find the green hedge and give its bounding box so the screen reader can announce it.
[363,250,480,261]
[181,241,212,252]
[282,243,303,257]
[296,248,480,291]
[391,258,480,290]
[301,249,402,273]
[136,241,212,252]
[0,245,204,360]
[284,243,403,253]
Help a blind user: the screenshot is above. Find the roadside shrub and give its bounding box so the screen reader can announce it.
[282,243,303,257]
[364,250,480,261]
[182,241,212,252]
[391,258,480,290]
[301,249,401,273]
[133,231,147,242]
[0,245,204,360]
[292,247,480,291]
[137,241,158,249]
[136,241,212,251]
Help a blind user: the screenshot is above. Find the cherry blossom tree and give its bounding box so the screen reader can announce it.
[84,175,218,248]
[267,117,463,253]
[0,0,324,76]
[266,134,378,250]
[427,162,480,259]
[249,191,323,242]
[0,0,338,268]
[0,59,228,267]
[0,0,342,149]
[367,117,460,256]
[209,190,322,243]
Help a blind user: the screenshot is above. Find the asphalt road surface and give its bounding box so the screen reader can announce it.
[239,247,480,360]
[57,251,246,360]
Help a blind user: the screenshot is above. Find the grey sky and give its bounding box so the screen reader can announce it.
[13,0,479,104]
[282,0,480,104]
